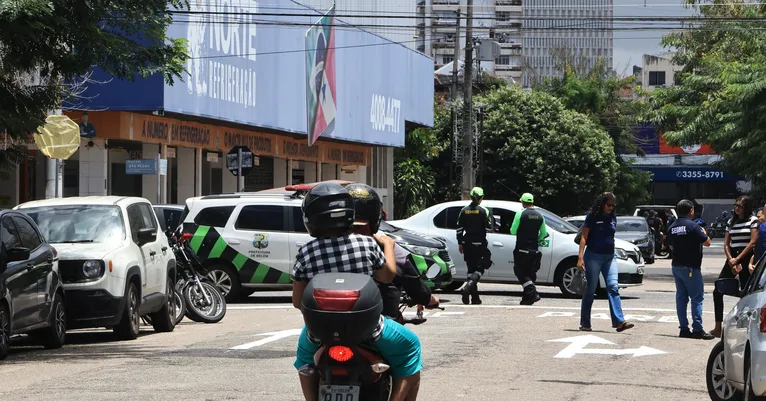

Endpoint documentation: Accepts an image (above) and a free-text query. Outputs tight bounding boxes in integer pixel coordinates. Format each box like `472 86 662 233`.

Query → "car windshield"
616 217 649 232
535 207 579 234
22 205 126 243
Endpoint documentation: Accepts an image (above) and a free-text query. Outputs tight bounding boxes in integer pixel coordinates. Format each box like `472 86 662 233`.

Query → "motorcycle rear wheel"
183 281 227 323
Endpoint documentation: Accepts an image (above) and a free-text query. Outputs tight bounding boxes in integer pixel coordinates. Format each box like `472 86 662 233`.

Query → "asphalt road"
0 241 733 400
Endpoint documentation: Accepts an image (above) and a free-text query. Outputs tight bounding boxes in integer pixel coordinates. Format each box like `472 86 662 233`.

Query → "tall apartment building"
298 0 419 49
522 0 614 87
416 0 524 83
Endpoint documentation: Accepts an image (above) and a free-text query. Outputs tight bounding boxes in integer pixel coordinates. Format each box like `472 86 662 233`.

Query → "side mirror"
715 278 742 298
137 228 158 246
424 264 442 280
7 247 31 263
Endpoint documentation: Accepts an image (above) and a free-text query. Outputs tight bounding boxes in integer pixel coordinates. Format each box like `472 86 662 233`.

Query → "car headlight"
400 244 440 257
614 248 629 260
83 260 104 278
633 238 649 245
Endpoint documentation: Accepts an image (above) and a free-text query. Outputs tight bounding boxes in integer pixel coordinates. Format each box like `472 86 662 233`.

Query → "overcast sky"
613 0 693 75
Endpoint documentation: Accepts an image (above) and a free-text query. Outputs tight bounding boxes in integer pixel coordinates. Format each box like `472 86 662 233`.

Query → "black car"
0 210 66 359
615 216 655 264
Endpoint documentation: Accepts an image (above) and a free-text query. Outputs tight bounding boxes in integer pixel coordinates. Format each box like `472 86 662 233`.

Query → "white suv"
16 197 178 340
180 188 456 302
390 200 645 296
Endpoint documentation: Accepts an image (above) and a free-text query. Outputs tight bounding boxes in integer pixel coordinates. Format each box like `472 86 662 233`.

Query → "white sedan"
390 200 645 297
706 267 766 401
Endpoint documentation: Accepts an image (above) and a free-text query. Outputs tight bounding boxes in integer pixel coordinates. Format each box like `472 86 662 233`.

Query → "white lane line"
230 329 303 350
228 305 296 310
227 303 712 314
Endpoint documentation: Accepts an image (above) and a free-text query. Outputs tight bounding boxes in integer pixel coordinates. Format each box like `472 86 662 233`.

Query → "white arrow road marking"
547 335 666 359
231 329 303 350
401 311 465 317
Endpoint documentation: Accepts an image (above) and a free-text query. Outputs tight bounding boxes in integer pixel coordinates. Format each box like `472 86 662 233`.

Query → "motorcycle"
173 229 227 323
298 264 442 401
143 229 226 325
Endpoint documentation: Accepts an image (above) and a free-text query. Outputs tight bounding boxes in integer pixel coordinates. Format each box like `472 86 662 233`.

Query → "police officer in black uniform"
510 193 548 305
456 187 494 305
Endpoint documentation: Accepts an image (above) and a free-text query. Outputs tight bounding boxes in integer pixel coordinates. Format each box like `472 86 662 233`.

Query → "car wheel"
557 265 581 298
707 341 742 401
40 293 66 349
0 302 9 360
149 277 177 333
206 264 241 303
114 282 140 341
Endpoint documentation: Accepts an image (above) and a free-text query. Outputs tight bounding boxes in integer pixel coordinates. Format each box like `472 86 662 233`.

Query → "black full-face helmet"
346 183 383 234
301 182 355 237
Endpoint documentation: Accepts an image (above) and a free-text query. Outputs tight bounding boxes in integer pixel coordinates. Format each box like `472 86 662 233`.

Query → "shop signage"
637 166 740 182
659 135 715 155
126 159 158 175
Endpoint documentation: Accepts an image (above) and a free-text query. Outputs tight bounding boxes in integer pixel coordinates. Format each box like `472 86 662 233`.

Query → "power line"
173 17 766 32
169 10 766 23
181 1 766 12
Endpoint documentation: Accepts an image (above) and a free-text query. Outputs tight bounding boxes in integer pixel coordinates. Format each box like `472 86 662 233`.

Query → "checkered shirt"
291 233 386 282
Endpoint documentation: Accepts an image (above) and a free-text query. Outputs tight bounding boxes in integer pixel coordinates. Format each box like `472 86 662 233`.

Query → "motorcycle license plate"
319 385 360 401
449 266 457 276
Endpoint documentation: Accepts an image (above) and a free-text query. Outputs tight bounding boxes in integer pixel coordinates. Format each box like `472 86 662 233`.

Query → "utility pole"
450 9 461 193
461 0 475 200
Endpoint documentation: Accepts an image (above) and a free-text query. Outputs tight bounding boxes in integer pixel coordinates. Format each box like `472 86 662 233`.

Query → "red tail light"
760 309 766 333
180 232 194 242
328 346 354 362
313 289 360 311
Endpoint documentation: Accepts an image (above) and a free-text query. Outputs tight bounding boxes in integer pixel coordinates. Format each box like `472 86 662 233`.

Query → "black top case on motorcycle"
301 273 384 346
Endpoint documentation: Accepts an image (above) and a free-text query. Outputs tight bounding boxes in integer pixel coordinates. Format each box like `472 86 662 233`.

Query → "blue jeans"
672 265 704 333
580 250 626 328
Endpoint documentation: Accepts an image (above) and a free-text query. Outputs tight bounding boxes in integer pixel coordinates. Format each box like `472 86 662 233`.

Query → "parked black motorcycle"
298 264 442 401
170 230 227 323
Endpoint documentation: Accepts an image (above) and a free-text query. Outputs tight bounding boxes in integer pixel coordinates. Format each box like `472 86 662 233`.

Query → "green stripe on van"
277 273 292 284
208 237 227 259
190 226 210 252
251 264 270 283
232 253 248 271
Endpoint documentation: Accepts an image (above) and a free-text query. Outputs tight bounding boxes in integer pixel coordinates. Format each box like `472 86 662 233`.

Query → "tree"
537 59 653 213
478 85 619 215
649 0 766 190
0 0 189 150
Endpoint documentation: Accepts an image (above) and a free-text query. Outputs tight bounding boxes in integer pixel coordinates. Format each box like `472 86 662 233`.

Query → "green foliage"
394 159 435 219
0 0 189 142
479 86 619 215
537 58 653 211
614 158 653 214
649 0 766 187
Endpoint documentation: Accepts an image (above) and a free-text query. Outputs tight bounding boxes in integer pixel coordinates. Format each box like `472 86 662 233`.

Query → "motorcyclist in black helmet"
346 183 440 323
291 182 423 401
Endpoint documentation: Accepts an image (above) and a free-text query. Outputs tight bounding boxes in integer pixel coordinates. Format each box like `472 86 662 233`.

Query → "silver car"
706 261 766 400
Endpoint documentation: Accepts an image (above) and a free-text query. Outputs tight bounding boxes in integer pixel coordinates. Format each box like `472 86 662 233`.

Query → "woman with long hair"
577 192 635 332
711 195 759 338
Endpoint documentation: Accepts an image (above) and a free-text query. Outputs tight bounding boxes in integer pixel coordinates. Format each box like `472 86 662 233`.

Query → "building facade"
636 52 682 92
0 0 434 215
416 0 524 83
522 0 614 87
